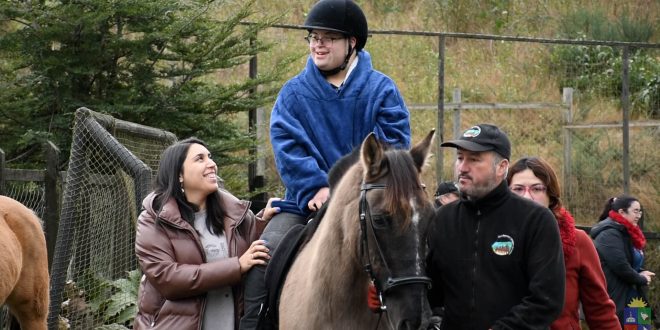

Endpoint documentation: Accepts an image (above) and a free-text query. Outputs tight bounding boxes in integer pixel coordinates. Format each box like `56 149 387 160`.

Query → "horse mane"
379 149 426 230
327 145 360 192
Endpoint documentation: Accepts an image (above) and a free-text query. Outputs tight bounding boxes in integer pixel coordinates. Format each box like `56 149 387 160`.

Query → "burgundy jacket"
134 190 267 330
551 229 619 330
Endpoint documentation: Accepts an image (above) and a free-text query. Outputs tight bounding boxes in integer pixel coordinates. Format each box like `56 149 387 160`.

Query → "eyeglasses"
629 209 643 215
305 34 345 46
510 184 547 196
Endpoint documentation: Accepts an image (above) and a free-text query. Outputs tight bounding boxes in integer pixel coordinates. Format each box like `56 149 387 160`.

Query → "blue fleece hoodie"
270 50 410 216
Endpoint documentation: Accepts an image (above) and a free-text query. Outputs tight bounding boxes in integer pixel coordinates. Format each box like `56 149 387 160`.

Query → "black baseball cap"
441 124 511 160
435 181 459 197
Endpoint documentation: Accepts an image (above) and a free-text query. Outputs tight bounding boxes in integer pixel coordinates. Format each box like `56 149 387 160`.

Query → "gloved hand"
367 283 381 313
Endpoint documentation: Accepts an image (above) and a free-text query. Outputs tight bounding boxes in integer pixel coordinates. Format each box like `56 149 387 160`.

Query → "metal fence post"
248 34 267 212
451 88 462 173
452 88 462 139
562 87 573 206
621 46 631 195
436 35 446 183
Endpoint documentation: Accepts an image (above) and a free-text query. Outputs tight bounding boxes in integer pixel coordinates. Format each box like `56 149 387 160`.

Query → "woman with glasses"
240 1 411 329
591 194 655 326
508 157 619 329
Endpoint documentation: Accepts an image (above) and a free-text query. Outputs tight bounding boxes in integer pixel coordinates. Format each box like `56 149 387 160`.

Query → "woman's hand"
239 240 270 274
262 197 281 221
641 270 656 285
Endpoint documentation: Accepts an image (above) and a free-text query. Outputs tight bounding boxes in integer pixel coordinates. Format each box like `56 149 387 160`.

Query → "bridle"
359 182 432 316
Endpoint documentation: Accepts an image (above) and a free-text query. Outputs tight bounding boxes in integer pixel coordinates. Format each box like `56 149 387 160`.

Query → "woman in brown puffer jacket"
134 137 280 330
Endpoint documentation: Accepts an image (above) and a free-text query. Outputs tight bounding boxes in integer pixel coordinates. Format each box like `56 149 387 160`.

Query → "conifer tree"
0 0 288 173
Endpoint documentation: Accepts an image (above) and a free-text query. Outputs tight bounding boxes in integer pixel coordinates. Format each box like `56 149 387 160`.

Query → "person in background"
426 124 565 329
507 156 619 329
591 195 655 326
134 137 280 330
433 181 459 208
240 1 411 328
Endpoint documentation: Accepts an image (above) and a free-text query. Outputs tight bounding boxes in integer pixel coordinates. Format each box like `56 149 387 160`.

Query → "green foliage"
558 8 654 42
61 269 140 329
97 270 141 326
558 8 616 41
550 44 659 118
0 0 292 171
369 0 403 14
548 8 658 118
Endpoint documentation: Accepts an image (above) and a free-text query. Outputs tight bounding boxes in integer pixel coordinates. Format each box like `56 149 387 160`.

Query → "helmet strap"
319 41 355 77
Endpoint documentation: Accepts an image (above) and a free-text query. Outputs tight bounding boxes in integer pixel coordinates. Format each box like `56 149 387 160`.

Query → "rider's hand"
263 197 281 221
307 187 329 211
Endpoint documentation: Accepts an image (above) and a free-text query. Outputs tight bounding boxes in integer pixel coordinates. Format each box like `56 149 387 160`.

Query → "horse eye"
371 215 390 229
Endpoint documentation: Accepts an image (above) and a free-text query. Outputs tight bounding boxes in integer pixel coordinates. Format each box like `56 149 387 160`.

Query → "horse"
278 130 436 330
0 196 49 330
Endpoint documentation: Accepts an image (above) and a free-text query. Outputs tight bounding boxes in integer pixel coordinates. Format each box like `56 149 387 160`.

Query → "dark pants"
239 211 306 330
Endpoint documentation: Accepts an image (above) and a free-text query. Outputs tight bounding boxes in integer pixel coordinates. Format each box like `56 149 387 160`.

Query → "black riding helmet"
303 0 368 75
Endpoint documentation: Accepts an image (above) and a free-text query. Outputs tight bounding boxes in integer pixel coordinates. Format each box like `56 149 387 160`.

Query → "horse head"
358 129 435 330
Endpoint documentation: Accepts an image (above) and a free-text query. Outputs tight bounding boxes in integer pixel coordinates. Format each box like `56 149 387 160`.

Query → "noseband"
359 182 432 313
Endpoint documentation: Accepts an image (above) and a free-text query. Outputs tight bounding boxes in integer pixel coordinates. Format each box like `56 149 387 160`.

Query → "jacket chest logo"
491 234 514 256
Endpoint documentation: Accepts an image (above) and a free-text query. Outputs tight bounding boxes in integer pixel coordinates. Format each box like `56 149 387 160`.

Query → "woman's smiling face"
180 143 218 208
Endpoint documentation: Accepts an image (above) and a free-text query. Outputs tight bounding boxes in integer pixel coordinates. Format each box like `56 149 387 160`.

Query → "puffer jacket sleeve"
135 210 243 300
594 227 647 286
576 230 620 329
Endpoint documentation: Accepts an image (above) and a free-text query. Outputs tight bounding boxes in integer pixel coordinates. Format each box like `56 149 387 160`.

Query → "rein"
359 182 432 323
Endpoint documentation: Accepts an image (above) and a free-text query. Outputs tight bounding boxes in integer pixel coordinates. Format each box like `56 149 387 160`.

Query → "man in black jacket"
426 124 565 329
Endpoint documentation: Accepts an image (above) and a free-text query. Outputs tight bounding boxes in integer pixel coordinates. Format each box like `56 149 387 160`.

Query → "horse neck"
304 173 368 295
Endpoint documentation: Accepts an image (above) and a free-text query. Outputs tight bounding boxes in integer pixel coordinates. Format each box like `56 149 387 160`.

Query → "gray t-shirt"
194 211 235 330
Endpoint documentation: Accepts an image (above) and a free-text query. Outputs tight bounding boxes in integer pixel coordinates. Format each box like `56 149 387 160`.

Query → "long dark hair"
153 137 225 235
598 195 639 222
507 157 562 216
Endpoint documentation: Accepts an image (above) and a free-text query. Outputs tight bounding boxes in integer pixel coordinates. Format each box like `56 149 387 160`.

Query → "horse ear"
360 132 384 178
410 129 436 172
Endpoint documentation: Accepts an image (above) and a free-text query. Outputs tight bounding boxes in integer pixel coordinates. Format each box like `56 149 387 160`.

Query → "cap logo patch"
463 126 481 138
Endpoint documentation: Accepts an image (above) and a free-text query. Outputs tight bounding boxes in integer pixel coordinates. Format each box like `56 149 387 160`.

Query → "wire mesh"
0 172 47 330
565 125 660 229
2 181 46 218
47 108 176 329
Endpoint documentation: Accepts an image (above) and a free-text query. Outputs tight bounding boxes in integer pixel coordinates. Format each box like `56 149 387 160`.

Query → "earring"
180 181 184 194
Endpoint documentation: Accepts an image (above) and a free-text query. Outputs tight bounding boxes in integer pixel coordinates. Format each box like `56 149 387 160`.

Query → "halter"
359 182 432 315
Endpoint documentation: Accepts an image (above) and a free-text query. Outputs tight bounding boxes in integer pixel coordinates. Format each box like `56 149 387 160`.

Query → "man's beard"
458 173 500 200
